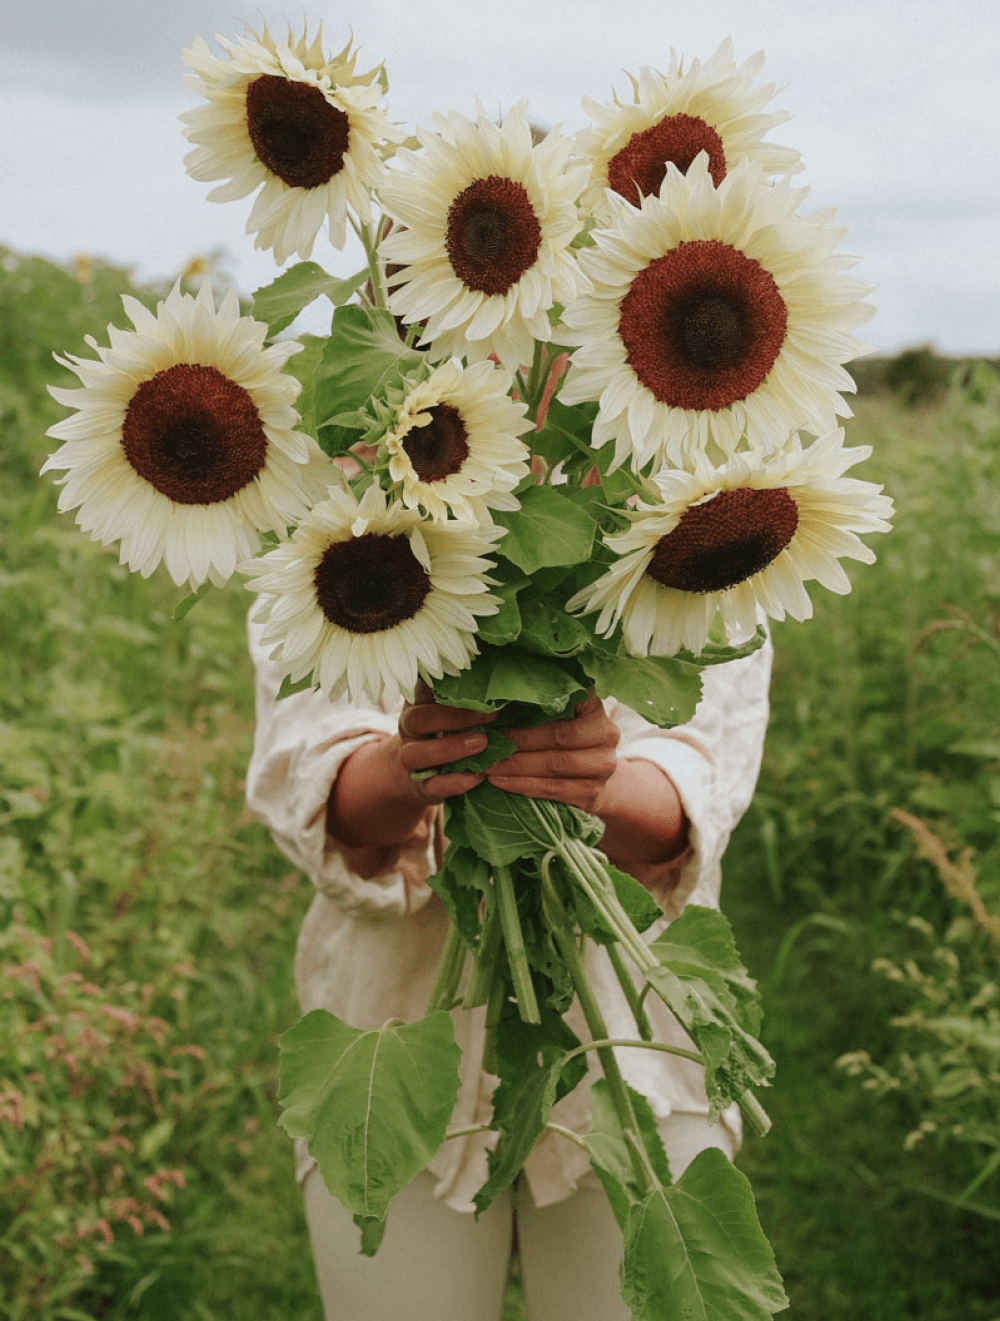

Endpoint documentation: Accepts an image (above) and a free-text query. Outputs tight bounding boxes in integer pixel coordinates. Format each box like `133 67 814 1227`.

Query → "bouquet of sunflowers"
42 24 893 1318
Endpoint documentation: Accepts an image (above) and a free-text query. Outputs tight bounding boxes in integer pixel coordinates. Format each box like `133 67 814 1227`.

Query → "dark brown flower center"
607 113 727 203
618 239 788 412
647 487 799 594
403 403 470 482
446 175 542 296
313 532 430 633
122 363 268 505
246 74 350 189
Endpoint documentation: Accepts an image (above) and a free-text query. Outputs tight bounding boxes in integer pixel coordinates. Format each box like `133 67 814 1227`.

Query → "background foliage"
2 246 998 1318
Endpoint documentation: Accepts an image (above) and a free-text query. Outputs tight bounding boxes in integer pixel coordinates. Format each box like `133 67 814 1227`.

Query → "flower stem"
562 1038 703 1067
494 862 540 1024
541 871 651 1193
546 1122 590 1151
352 216 387 309
426 920 468 1013
483 964 506 1075
462 895 501 1010
605 942 653 1041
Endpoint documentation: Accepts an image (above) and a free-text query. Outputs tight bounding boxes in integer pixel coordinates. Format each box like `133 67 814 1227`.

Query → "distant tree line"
851 345 1000 407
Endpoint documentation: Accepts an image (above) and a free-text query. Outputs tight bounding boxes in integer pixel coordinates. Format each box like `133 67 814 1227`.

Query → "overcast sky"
3 0 997 354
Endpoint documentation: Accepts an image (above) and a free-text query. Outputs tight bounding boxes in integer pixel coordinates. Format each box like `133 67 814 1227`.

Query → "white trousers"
302 1112 736 1321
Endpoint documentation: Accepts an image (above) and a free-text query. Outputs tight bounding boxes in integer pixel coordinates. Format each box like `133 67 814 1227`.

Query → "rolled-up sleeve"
614 631 773 918
245 615 439 917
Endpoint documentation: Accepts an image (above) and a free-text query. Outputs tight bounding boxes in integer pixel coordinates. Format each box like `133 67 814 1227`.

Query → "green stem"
606 943 653 1041
483 964 507 1076
562 1038 703 1068
737 1089 772 1138
523 340 547 415
462 897 502 1010
444 1123 495 1141
541 872 651 1193
545 1122 590 1152
494 862 540 1024
352 216 386 309
426 920 468 1013
532 799 773 1140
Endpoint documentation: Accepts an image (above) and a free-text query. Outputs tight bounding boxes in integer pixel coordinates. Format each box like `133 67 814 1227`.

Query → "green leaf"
282 332 327 438
432 649 500 712
417 726 517 778
450 783 607 871
353 1214 387 1257
621 1148 788 1321
573 858 663 942
473 1007 586 1216
277 672 318 700
171 581 215 622
583 1079 674 1228
672 624 769 668
252 261 368 336
476 574 526 647
425 845 491 950
493 485 596 574
582 650 703 729
450 782 548 866
277 1009 461 1242
517 597 592 657
645 907 775 1120
486 647 588 714
312 305 423 432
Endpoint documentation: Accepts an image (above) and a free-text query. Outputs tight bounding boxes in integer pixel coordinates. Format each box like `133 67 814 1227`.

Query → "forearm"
325 735 429 849
596 758 689 871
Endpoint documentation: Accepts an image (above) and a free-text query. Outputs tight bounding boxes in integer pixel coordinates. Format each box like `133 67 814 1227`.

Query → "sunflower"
559 156 874 471
379 358 532 523
567 430 893 657
378 102 588 371
41 281 332 590
243 483 504 707
575 39 801 219
181 23 403 263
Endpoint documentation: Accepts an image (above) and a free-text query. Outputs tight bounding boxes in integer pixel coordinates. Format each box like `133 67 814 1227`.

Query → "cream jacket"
245 616 773 1211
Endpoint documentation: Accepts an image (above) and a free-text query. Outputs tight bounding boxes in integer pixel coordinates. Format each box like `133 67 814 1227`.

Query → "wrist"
597 758 688 870
326 734 428 848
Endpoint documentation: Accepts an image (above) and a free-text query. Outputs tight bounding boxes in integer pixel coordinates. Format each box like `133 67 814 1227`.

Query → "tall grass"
2 249 998 1317
1 250 320 1318
725 378 1000 1319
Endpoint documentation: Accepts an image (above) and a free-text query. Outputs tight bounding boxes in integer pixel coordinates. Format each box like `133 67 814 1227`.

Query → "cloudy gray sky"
3 0 997 354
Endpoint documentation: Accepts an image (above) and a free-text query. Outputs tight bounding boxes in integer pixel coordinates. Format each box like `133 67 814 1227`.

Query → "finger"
486 774 605 814
575 688 602 717
503 706 619 754
487 747 618 781
400 728 489 774
413 771 486 803
400 701 497 739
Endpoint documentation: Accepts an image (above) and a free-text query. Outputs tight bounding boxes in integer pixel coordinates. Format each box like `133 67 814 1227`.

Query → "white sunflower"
378 101 589 371
567 429 894 657
243 483 504 707
181 23 403 262
559 155 874 472
380 358 532 524
575 39 801 219
41 281 332 590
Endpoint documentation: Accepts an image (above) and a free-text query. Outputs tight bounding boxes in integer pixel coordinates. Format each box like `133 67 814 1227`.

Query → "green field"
2 249 998 1319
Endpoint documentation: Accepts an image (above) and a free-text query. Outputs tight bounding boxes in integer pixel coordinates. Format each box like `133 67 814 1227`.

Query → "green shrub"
1 250 320 1319
837 809 1000 1220
882 345 953 408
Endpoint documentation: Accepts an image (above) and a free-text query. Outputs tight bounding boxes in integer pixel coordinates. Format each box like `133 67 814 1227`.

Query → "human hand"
485 689 620 816
397 681 498 805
